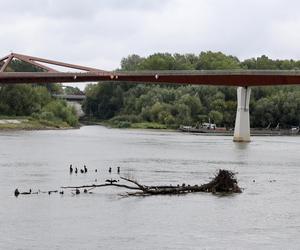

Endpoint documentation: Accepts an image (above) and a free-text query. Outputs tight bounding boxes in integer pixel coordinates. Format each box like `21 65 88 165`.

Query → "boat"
179 125 232 135
179 125 300 136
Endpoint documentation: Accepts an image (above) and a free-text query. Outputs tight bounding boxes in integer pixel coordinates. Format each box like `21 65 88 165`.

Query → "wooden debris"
61 169 242 196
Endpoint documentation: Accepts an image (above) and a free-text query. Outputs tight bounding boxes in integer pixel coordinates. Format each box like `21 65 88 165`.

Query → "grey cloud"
1 0 300 73
0 0 171 20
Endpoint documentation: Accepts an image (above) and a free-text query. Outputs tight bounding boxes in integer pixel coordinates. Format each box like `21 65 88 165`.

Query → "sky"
1 0 300 71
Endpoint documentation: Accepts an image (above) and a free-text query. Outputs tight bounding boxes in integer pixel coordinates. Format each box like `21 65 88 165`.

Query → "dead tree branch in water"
61 169 242 196
61 183 140 190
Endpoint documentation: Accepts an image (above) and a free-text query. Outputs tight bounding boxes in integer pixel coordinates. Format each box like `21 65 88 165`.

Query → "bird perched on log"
105 179 118 184
108 167 112 173
14 188 20 197
117 166 120 174
75 167 78 174
80 169 84 174
70 164 73 174
84 165 87 173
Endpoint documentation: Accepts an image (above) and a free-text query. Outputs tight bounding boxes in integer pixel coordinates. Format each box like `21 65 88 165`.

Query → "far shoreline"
0 118 80 131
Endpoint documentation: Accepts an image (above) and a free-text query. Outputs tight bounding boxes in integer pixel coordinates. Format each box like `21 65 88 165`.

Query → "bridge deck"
1 70 300 86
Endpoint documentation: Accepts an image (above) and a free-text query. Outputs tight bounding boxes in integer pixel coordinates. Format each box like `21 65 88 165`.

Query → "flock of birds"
69 164 120 175
69 164 121 186
14 164 122 197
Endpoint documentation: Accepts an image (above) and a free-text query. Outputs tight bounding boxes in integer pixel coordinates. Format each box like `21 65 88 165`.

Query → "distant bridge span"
1 53 300 142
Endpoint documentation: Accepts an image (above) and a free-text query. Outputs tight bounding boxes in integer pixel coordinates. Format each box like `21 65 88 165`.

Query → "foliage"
0 59 77 128
2 52 300 129
0 84 78 127
40 100 78 127
84 51 300 129
0 85 49 116
63 86 84 95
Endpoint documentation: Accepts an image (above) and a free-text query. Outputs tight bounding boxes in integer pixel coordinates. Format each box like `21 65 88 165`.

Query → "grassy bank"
81 117 173 130
0 117 75 130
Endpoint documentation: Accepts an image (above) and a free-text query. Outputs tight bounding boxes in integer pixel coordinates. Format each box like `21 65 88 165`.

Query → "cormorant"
70 164 73 174
80 169 84 174
117 166 120 174
14 188 20 197
84 165 87 173
109 167 112 173
105 179 117 184
75 167 78 174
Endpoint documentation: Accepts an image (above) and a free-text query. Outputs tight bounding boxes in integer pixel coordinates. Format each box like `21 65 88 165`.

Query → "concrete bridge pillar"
233 86 251 142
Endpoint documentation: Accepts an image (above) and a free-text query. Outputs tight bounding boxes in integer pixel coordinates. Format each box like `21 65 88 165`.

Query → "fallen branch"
61 169 242 196
61 183 140 190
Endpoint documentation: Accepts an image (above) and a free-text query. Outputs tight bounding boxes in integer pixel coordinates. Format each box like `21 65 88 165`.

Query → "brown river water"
0 126 299 249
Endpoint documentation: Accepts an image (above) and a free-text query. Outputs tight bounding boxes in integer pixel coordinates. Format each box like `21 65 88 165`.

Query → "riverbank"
0 117 76 130
81 119 170 130
0 116 169 131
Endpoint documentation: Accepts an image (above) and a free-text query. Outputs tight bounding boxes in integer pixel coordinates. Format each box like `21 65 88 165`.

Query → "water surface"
0 126 299 249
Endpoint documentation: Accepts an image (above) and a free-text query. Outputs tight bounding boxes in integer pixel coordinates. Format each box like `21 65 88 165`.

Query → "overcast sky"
1 0 300 71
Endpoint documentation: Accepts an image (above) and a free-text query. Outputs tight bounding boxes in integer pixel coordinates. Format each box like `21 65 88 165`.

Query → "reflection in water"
0 126 300 249
234 141 250 150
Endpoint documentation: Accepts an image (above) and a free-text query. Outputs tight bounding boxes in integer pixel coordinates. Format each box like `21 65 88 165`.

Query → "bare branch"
61 183 140 190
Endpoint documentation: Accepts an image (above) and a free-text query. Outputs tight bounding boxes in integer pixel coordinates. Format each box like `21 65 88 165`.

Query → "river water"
0 126 299 249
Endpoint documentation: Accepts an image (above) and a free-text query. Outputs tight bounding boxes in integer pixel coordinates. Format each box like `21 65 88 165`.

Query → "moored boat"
179 125 300 136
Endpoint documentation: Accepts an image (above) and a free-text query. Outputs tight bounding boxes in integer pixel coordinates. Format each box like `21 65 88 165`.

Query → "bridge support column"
233 86 251 142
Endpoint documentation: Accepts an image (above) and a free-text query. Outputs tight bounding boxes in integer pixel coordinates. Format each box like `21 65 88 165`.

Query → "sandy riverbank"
0 118 76 131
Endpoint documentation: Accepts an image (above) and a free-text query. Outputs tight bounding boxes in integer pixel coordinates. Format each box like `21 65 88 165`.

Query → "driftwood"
61 169 242 196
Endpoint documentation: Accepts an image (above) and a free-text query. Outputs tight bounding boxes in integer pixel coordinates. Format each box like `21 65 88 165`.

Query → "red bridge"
1 53 300 142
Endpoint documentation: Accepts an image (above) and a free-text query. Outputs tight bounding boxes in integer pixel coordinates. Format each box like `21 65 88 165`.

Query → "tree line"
83 51 300 129
0 60 78 127
1 51 300 129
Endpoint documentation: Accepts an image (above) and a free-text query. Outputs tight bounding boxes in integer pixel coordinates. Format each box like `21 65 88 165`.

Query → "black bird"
117 166 120 174
105 179 118 184
84 165 87 173
95 169 97 173
14 188 20 197
80 169 84 174
59 190 64 195
108 167 112 173
69 164 73 174
75 189 80 194
75 167 78 174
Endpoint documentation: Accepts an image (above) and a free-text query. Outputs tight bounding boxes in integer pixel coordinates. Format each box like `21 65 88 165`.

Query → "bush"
117 121 131 128
41 100 78 127
38 111 56 121
110 114 142 123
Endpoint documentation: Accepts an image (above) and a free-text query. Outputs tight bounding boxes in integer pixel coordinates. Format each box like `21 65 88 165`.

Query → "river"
0 126 299 249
